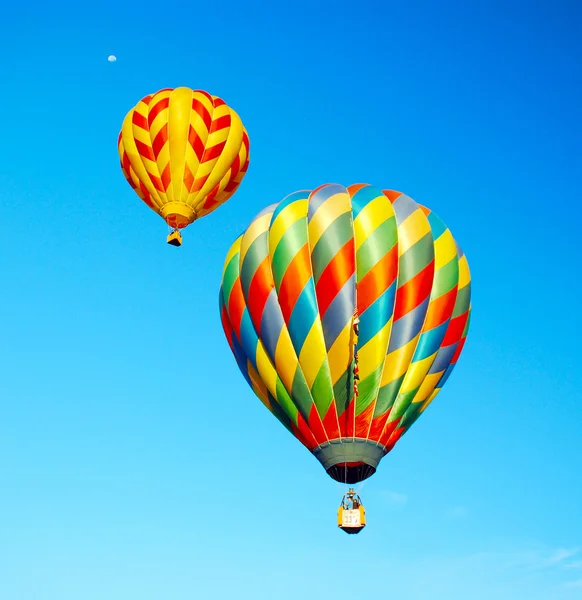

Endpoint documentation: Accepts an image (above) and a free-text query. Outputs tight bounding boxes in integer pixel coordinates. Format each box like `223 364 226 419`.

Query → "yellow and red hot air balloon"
118 87 250 246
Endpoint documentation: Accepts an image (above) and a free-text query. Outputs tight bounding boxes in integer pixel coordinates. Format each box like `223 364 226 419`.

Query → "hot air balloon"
118 87 250 246
219 184 471 532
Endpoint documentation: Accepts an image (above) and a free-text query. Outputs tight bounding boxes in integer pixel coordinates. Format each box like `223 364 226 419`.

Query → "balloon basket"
167 230 183 246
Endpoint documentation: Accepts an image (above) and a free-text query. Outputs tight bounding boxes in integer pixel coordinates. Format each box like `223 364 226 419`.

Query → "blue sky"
0 1 581 598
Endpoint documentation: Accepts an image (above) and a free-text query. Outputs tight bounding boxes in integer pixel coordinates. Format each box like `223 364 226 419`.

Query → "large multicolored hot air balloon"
118 87 250 246
219 184 471 485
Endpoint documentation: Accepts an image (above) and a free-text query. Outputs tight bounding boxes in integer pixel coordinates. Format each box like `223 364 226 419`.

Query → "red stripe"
183 163 194 191
210 114 231 133
202 185 219 209
384 426 405 451
293 412 318 451
134 139 155 162
137 182 155 209
367 411 390 443
191 173 209 192
423 285 458 330
192 98 212 131
450 335 467 364
227 278 246 341
378 418 400 447
213 97 226 107
246 257 273 334
315 238 355 317
132 110 148 130
220 305 235 353
357 244 398 314
278 244 311 324
148 96 169 127
308 405 328 445
393 261 435 321
354 402 375 438
202 141 226 163
161 162 171 191
322 400 340 439
188 125 206 162
382 189 402 203
150 174 165 193
223 154 241 193
151 124 168 159
442 312 469 347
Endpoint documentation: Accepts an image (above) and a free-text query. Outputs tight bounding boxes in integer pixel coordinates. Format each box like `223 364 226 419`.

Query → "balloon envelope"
219 184 471 483
118 87 250 232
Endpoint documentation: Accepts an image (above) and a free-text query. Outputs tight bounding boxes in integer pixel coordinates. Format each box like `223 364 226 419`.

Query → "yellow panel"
255 343 279 399
398 209 432 256
353 194 394 251
411 371 442 404
327 322 353 385
357 318 392 380
248 361 272 411
269 199 308 252
420 387 441 413
274 330 299 392
308 192 351 249
434 229 457 270
458 255 471 288
298 320 327 387
222 237 242 276
195 108 244 201
380 336 420 387
239 212 272 264
399 353 436 394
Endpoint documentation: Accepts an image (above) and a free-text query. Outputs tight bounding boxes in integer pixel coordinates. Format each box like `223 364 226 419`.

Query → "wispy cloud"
563 579 582 589
563 559 582 570
379 490 408 505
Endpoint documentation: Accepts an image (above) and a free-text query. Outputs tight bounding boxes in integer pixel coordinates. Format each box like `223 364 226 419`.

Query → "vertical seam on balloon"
374 195 436 448
303 187 344 448
268 198 331 446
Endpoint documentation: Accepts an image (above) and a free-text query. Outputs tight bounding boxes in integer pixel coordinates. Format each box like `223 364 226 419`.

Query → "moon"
108 55 117 62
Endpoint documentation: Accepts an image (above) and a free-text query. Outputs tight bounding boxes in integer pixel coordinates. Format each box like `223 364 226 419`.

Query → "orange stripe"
357 244 398 314
394 261 434 321
278 244 312 323
423 285 458 330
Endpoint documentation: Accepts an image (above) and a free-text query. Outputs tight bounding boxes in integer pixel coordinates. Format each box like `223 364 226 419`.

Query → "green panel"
275 378 299 425
271 218 307 289
432 257 460 299
452 284 471 317
388 388 420 423
291 367 316 423
311 212 354 283
221 254 241 301
311 361 334 418
355 365 383 415
398 233 435 284
373 374 405 417
332 368 351 416
355 217 397 279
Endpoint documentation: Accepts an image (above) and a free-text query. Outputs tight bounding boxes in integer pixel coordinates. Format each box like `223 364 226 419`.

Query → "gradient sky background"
0 1 581 599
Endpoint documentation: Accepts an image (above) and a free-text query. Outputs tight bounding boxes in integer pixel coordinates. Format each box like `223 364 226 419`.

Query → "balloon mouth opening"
165 214 191 229
326 462 376 484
